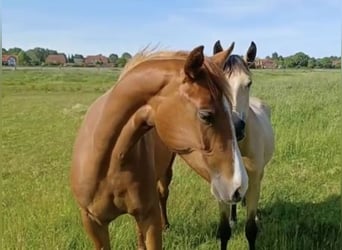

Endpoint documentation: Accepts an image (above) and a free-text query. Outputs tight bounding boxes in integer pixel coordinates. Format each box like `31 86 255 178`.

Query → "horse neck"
93 64 178 160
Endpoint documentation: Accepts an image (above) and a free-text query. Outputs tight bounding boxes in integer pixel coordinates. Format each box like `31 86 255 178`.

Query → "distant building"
84 54 109 66
332 60 341 68
45 54 67 65
2 55 17 66
73 57 84 65
255 58 277 69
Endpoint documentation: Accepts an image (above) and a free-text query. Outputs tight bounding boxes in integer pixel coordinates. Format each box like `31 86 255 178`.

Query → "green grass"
2 67 341 249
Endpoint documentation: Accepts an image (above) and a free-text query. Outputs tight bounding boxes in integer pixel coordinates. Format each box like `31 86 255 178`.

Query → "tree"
8 47 23 55
47 49 58 55
307 58 316 68
319 57 333 68
271 52 279 61
2 48 7 55
292 52 310 68
17 51 31 65
283 57 296 68
116 57 127 67
67 54 74 63
277 55 285 68
35 47 53 62
26 49 41 66
109 53 119 65
121 52 132 60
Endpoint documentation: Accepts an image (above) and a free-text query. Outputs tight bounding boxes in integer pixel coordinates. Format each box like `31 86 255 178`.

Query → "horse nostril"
232 189 241 202
240 120 246 130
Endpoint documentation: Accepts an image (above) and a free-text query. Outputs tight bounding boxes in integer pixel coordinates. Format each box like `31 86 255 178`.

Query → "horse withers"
70 45 248 250
213 40 275 250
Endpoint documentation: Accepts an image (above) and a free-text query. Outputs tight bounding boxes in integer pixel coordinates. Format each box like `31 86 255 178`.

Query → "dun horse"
157 42 274 249
213 40 275 250
70 45 248 249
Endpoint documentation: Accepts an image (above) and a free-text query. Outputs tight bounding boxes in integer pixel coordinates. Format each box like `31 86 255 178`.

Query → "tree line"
268 52 340 69
2 47 132 67
2 47 341 69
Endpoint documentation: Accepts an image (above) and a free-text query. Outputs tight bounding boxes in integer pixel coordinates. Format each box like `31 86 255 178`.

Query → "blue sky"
2 0 341 58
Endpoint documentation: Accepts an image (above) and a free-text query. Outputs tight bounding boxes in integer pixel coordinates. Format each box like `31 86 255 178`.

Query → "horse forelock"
203 59 233 108
224 54 251 77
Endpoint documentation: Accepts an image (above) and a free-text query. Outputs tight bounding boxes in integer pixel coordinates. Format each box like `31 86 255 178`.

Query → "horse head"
147 45 248 203
213 40 257 141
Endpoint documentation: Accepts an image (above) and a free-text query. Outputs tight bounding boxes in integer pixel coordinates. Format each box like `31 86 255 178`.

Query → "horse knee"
245 218 258 250
81 211 110 250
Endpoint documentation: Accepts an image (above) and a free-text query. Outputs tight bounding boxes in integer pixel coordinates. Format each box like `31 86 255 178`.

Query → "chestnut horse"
70 45 248 249
213 40 275 250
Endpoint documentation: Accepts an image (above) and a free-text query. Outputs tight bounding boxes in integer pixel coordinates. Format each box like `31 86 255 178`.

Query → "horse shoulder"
242 98 274 167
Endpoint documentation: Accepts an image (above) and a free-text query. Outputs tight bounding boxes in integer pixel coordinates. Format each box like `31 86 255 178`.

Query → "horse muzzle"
210 175 246 204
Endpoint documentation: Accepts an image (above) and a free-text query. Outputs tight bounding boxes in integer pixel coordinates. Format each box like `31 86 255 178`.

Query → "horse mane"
224 54 251 77
118 48 189 81
117 47 233 107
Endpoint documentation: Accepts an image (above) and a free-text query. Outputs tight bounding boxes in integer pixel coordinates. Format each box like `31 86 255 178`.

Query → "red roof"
255 59 277 69
84 55 109 65
2 55 17 62
45 54 67 65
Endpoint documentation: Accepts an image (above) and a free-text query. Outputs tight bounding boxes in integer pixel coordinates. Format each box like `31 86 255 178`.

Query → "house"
45 54 67 65
84 54 109 66
2 55 17 66
255 58 277 69
332 59 341 68
73 57 84 65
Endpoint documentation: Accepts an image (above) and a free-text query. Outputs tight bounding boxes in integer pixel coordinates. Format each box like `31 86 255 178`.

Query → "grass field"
2 67 341 249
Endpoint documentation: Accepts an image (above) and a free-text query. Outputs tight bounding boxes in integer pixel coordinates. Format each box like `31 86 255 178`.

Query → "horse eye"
198 110 214 125
247 81 252 88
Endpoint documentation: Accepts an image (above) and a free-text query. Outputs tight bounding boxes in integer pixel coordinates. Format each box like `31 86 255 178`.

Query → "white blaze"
210 97 248 202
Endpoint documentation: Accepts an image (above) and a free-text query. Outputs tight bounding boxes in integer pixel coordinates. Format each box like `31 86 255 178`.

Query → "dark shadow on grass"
166 195 341 249
256 195 341 250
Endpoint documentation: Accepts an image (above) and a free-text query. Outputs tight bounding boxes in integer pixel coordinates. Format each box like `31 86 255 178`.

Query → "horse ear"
184 45 205 80
213 40 223 54
244 41 257 65
211 42 235 69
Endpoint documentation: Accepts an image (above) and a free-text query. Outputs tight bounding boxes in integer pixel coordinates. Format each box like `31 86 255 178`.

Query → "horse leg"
134 203 162 250
81 210 111 250
217 202 232 250
136 224 147 250
244 173 262 250
230 204 237 227
158 165 173 230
